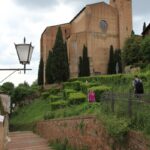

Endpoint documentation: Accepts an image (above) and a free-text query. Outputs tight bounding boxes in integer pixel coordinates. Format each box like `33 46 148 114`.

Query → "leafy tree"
82 45 90 76
122 36 142 66
107 45 115 74
141 35 150 64
46 51 54 84
38 57 44 85
52 26 70 83
1 82 14 95
11 83 35 105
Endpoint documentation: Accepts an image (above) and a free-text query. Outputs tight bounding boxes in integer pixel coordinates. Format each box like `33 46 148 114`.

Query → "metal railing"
100 91 150 118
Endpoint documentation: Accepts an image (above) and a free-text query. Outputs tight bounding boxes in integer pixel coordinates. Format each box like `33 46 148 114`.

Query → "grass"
10 72 150 137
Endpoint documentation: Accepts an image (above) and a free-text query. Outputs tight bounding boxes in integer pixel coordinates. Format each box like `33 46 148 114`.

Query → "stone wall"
0 123 4 150
0 94 11 150
36 116 150 150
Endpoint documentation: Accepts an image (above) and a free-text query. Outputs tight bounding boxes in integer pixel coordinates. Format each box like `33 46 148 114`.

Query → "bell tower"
110 0 132 48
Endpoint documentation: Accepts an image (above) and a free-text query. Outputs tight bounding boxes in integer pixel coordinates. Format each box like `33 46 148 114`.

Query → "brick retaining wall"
36 116 150 150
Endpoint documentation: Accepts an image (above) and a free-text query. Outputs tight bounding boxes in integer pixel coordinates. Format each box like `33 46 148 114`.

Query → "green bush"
63 81 81 91
68 92 86 105
102 115 129 140
89 86 111 102
63 89 77 99
44 111 55 120
49 88 61 95
49 95 62 102
50 101 67 110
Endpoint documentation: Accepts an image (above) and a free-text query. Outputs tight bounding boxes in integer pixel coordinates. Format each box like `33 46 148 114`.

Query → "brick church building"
41 0 132 84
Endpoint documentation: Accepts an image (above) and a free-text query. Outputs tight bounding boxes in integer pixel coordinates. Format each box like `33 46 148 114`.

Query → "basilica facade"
41 0 132 84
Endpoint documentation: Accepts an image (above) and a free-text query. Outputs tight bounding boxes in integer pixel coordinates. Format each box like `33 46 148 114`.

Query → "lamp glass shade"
15 44 31 64
28 45 34 63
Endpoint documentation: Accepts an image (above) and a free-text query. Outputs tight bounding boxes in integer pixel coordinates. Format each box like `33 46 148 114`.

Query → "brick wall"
36 116 150 150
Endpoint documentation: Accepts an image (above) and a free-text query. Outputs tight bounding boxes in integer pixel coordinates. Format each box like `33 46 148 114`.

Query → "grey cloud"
133 0 150 16
14 0 59 10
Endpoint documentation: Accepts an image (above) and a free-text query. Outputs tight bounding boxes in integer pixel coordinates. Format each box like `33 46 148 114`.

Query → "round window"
100 20 108 32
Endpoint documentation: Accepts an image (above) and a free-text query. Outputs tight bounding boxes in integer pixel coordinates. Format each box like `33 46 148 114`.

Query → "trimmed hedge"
80 82 99 94
68 92 86 105
50 101 67 110
89 86 111 102
49 95 62 102
41 92 50 99
49 88 61 95
63 81 81 91
63 89 77 99
69 74 133 85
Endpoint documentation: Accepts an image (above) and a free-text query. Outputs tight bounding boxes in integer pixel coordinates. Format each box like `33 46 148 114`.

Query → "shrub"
50 101 67 110
49 88 61 95
44 111 55 120
89 86 111 102
80 82 98 94
102 115 129 140
63 81 81 91
41 92 50 99
49 95 62 102
63 89 77 99
68 92 86 105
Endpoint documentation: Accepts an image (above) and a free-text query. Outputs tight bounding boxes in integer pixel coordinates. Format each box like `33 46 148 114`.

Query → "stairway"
8 131 52 150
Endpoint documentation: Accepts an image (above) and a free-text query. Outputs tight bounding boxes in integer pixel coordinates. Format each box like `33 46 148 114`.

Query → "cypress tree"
46 51 54 84
37 57 44 85
131 30 135 37
143 22 146 32
63 42 70 81
52 26 69 83
107 45 115 74
82 45 90 76
78 56 83 77
114 49 122 73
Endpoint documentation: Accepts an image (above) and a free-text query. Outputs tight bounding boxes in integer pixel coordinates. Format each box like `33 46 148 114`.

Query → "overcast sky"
0 0 149 86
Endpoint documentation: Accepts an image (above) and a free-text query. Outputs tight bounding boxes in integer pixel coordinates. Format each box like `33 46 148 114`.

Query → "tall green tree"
78 45 90 77
37 57 44 85
122 36 142 66
114 49 122 73
143 22 146 32
107 45 115 74
52 26 69 83
78 56 83 77
46 51 54 84
82 45 90 76
63 42 70 81
141 35 150 64
131 30 135 37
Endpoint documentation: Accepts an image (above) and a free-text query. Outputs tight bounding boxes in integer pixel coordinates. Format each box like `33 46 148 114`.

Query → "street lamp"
15 37 34 73
0 37 34 84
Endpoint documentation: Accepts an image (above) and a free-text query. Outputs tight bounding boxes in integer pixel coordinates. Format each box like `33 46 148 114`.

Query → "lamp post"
15 37 34 73
0 37 34 83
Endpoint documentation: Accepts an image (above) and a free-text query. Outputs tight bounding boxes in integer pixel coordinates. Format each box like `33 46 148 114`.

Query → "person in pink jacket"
88 90 96 102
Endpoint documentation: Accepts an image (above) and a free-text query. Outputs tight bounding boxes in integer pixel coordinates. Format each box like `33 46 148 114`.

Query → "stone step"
8 131 52 150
